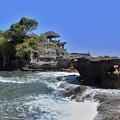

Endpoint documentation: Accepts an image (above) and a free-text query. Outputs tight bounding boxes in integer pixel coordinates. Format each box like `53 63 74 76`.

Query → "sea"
0 71 99 120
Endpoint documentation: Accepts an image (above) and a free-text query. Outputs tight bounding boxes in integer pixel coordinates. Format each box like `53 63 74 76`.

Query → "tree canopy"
0 17 49 58
4 17 38 42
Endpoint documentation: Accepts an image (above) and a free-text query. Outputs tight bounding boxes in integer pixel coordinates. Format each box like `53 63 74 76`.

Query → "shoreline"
1 70 120 120
56 73 120 120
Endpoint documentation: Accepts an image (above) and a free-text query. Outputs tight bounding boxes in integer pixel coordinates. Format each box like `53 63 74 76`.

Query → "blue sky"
0 0 120 56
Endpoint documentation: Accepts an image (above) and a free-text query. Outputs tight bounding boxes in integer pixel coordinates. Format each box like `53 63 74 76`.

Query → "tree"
0 30 5 37
24 37 39 49
19 17 38 34
4 17 38 42
39 34 46 42
0 36 13 54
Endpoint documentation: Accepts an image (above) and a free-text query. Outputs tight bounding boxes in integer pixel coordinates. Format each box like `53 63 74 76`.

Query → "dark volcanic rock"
62 84 87 99
72 56 120 89
57 76 67 81
27 58 71 71
56 74 87 99
28 62 55 70
57 58 71 70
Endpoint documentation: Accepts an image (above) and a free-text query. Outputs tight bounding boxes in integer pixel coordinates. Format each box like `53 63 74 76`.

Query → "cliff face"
0 41 70 71
33 42 68 62
72 56 120 89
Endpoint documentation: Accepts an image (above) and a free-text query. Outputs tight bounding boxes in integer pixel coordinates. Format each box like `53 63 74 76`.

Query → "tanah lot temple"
29 31 68 63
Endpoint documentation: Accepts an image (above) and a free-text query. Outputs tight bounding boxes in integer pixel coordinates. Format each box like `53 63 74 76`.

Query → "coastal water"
0 71 98 120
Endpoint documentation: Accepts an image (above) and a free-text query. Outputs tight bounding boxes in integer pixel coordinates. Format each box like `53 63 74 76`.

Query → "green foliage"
15 42 32 57
0 36 7 54
43 41 56 46
15 37 39 57
39 34 46 42
24 37 39 49
0 36 14 54
0 17 39 57
19 17 38 34
4 17 38 42
5 25 25 42
0 17 58 59
0 30 5 37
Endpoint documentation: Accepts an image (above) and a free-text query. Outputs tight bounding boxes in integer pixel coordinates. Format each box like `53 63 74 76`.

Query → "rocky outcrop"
56 75 87 99
72 56 120 89
0 54 71 71
94 99 120 120
0 39 70 71
20 58 72 71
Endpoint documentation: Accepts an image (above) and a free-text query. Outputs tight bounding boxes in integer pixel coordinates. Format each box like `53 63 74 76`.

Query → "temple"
43 31 66 49
30 31 68 62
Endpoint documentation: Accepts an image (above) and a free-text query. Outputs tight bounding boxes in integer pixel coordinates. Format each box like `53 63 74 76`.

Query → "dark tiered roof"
43 31 60 38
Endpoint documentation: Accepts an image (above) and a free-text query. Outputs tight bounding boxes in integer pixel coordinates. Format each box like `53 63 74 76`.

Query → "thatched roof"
43 31 60 38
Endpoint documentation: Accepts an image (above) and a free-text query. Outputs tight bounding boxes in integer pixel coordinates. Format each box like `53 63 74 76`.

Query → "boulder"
57 76 67 81
63 84 87 98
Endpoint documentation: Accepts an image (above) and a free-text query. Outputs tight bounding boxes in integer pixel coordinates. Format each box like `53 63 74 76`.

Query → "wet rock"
56 74 86 99
93 94 111 103
57 75 80 85
57 76 67 81
58 82 67 88
94 110 120 120
63 84 87 98
94 99 120 120
72 56 120 89
57 58 71 70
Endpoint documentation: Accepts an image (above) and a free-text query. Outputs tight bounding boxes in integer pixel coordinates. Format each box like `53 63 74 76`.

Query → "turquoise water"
0 72 98 120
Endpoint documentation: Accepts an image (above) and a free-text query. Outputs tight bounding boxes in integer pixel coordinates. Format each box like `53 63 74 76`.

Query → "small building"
43 31 60 42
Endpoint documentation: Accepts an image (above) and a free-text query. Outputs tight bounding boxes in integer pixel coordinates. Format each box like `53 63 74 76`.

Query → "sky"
0 0 120 57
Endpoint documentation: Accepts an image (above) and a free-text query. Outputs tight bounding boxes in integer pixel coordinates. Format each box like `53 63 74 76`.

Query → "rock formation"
72 56 120 89
0 31 71 71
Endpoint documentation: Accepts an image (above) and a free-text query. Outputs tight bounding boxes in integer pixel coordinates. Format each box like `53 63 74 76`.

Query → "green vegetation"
15 34 46 57
0 17 56 58
0 17 38 57
0 30 5 36
39 34 46 42
4 17 38 43
0 31 14 55
15 42 31 57
24 37 39 49
0 36 7 54
43 41 56 46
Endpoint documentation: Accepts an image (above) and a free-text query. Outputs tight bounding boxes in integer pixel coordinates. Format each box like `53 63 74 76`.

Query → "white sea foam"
81 87 120 100
0 72 79 84
23 94 98 120
36 71 79 77
0 72 99 120
0 77 25 83
61 100 98 120
38 72 80 90
24 72 98 120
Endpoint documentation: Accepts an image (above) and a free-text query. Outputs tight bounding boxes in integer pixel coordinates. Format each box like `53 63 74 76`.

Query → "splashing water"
0 71 98 120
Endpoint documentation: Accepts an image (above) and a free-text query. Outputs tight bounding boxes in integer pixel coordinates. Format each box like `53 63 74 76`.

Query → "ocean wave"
23 94 98 120
0 77 25 84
